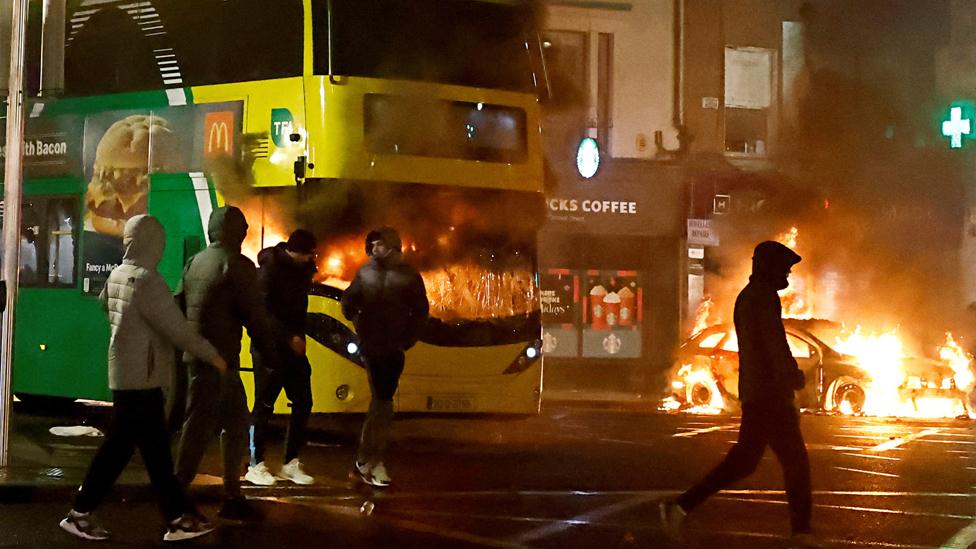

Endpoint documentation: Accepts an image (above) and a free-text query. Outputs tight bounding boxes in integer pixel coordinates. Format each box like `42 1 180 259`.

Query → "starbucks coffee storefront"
540 160 685 395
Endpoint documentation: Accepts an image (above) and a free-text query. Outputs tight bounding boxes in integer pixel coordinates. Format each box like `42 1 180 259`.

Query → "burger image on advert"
85 115 178 237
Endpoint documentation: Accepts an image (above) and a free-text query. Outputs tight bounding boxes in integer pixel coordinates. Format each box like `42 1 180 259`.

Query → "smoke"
700 0 965 352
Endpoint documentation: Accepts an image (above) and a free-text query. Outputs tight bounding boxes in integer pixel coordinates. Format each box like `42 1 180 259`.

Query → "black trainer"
218 496 263 521
59 510 110 541
163 513 214 542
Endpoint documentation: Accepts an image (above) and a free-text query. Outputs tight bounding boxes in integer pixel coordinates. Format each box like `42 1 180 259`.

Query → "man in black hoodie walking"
174 206 275 520
660 241 821 549
341 227 429 488
246 229 318 486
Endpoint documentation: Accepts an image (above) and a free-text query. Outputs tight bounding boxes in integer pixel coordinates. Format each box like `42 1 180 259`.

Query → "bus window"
155 0 303 87
64 0 303 96
19 200 41 286
46 198 78 286
64 6 161 96
14 197 78 289
318 0 539 92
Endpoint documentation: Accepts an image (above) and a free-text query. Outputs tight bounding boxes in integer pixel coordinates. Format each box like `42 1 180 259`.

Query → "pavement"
3 399 976 548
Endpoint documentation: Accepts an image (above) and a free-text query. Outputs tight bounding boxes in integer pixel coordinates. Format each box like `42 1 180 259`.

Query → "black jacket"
733 275 803 405
341 252 429 356
257 242 316 342
176 207 274 368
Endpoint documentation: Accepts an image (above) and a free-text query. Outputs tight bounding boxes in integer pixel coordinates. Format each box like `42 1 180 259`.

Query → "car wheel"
688 382 714 407
824 376 866 414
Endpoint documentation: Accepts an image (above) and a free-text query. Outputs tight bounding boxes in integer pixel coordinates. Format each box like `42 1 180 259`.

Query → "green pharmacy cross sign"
943 105 973 149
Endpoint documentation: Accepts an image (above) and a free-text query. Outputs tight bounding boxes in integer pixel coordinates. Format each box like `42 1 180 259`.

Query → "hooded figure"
661 240 818 548
61 215 223 543
104 215 221 390
174 206 274 520
736 240 804 404
341 226 429 488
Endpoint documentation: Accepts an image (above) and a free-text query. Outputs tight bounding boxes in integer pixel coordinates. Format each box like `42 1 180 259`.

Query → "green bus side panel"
12 288 111 400
41 90 173 117
149 173 209 289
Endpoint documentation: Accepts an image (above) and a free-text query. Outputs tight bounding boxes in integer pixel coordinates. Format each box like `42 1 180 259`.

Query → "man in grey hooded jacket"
174 206 275 520
60 215 226 543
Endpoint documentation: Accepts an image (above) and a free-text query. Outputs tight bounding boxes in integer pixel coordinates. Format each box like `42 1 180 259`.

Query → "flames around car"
661 320 973 418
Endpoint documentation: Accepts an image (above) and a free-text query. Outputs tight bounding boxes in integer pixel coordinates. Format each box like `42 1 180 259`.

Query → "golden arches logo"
204 112 234 158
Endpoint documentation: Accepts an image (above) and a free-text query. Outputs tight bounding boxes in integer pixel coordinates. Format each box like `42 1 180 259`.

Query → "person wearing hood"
174 206 275 520
245 229 318 487
341 227 429 487
60 215 226 543
660 241 821 549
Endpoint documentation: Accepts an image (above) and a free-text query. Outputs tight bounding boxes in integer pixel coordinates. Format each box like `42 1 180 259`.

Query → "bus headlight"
503 340 542 374
346 342 359 355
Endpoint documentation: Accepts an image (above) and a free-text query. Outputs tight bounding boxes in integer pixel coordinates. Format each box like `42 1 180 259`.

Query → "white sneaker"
278 458 315 485
658 500 686 541
364 462 391 488
244 462 277 486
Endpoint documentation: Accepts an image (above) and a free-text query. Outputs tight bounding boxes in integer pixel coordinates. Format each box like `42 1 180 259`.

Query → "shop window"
541 30 589 162
541 269 579 357
724 47 773 155
581 270 643 359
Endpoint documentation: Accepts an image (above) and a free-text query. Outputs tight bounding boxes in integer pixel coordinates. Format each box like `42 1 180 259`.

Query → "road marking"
719 496 973 520
942 521 976 549
722 529 939 548
834 466 899 478
835 434 896 440
869 429 942 452
261 496 533 549
672 424 737 438
512 493 658 544
841 452 901 461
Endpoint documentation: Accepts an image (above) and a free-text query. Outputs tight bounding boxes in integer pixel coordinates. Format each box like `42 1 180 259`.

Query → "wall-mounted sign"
576 136 600 179
687 218 719 246
713 194 731 215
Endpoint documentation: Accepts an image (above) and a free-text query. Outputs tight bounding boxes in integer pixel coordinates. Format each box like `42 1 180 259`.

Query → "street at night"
4 402 976 548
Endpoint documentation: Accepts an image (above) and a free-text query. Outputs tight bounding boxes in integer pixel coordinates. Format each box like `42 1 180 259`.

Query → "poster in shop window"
540 269 579 357
581 270 643 359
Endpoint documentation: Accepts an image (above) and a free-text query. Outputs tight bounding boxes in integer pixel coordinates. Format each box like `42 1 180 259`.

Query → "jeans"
357 351 405 467
250 342 313 465
75 389 191 522
676 401 812 534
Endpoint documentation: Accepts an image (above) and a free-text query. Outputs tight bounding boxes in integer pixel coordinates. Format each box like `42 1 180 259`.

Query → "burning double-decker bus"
10 0 546 414
664 228 975 418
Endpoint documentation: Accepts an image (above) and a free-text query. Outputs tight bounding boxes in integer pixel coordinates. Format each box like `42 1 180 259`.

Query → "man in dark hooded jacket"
341 227 428 487
660 241 821 549
246 229 317 487
174 206 275 520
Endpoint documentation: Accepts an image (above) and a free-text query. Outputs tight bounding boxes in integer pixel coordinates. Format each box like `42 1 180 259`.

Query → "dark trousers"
74 389 191 522
358 351 405 466
250 343 313 465
676 401 812 534
175 362 249 498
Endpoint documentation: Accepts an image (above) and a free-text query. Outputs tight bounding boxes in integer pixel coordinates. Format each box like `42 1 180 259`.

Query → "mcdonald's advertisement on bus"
1 101 243 295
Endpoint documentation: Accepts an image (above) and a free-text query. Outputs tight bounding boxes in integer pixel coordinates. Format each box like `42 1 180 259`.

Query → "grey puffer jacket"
101 215 220 390
175 206 274 367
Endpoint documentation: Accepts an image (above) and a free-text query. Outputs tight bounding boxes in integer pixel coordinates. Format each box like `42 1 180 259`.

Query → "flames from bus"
670 226 975 418
236 202 538 322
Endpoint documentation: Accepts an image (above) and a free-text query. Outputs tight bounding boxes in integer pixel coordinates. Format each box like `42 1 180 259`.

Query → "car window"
787 334 813 358
697 332 725 349
720 331 739 352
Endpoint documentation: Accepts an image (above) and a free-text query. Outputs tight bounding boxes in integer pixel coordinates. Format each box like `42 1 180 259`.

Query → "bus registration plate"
426 395 474 411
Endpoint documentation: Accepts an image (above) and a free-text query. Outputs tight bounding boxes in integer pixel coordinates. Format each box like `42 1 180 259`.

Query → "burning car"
665 319 971 417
